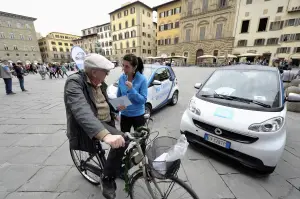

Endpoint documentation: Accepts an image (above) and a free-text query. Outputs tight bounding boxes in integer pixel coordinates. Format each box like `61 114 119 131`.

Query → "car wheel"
145 103 152 116
258 166 276 175
170 91 179 106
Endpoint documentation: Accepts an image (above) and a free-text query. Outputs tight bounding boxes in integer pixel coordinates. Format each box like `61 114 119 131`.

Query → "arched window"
106 50 109 55
131 30 136 37
125 21 128 28
132 40 136 47
105 42 108 47
119 33 123 40
102 42 104 47
132 19 135 26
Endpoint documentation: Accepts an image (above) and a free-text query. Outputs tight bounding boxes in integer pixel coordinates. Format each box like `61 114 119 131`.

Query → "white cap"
84 53 114 71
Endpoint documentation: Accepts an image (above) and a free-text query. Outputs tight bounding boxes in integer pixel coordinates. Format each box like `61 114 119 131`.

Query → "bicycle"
70 115 199 199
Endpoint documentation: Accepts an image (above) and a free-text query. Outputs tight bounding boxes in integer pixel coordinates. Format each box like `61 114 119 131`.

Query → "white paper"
152 153 168 175
215 87 236 96
109 95 132 110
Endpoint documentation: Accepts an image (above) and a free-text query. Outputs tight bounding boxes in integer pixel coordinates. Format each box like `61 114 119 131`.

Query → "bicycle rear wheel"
70 148 106 185
129 171 199 199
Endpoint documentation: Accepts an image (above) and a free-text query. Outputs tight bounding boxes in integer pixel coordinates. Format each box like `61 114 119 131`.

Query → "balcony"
288 6 300 13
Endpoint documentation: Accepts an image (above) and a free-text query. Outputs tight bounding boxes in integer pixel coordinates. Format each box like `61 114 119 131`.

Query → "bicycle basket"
146 136 181 179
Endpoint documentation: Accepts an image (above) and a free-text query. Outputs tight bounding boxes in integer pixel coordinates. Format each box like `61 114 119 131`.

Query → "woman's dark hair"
123 54 144 74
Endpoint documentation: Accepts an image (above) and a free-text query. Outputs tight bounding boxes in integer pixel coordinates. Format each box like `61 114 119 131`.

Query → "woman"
117 54 148 133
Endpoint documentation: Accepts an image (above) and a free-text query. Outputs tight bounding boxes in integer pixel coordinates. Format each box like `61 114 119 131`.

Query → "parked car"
180 65 300 174
107 64 179 115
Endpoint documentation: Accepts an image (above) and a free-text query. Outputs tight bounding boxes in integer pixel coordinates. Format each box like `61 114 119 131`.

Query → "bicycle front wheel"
129 171 199 199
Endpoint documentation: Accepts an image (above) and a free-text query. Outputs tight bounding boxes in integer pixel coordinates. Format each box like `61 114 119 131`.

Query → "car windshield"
143 67 155 81
197 69 281 108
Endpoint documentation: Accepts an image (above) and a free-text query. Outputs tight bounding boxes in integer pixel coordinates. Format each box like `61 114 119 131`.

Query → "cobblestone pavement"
0 67 300 199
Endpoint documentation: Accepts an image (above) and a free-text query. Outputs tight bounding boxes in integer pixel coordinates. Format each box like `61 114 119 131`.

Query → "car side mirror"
194 83 202 89
152 80 162 85
286 93 300 102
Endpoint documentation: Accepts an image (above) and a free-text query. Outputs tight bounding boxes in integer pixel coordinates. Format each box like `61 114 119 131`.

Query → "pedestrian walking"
38 63 47 80
0 60 15 95
49 65 56 79
61 64 68 78
14 62 28 92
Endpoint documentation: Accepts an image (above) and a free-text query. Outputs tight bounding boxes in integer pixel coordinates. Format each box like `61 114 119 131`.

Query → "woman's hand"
125 81 133 90
117 105 126 111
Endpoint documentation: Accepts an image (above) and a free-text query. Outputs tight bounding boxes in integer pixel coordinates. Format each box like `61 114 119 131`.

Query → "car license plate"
204 134 231 149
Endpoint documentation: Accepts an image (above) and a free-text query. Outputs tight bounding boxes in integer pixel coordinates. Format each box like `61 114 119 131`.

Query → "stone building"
73 33 99 54
38 32 80 63
0 11 42 64
153 0 182 57
233 0 300 66
78 23 113 60
178 0 236 65
109 1 157 62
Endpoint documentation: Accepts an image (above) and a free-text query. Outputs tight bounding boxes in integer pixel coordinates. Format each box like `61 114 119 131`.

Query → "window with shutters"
175 21 180 28
277 6 283 13
296 33 300 41
119 23 122 30
132 40 136 47
118 13 121 18
266 38 279 45
246 0 252 4
131 30 136 37
294 47 300 53
277 47 291 54
241 20 250 33
216 23 223 39
174 37 179 44
237 40 247 47
132 19 135 26
120 42 123 49
200 26 206 40
125 32 129 39
130 7 135 14
203 0 208 12
186 29 191 42
187 0 193 16
124 10 128 16
119 33 123 40
269 21 284 31
254 39 265 46
125 21 128 28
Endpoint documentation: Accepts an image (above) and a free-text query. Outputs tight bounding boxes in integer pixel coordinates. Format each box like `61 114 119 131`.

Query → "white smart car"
107 65 179 115
180 65 300 174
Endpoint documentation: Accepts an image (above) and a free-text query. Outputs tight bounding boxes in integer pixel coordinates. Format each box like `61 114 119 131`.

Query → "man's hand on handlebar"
103 134 125 149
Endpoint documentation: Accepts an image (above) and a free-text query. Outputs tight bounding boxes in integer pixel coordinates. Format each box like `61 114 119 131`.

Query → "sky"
1 0 170 37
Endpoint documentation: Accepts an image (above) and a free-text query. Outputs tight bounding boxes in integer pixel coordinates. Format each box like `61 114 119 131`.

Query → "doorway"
196 49 204 65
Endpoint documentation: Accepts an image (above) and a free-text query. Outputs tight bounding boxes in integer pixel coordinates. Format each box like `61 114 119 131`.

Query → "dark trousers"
18 78 25 91
102 120 127 177
120 114 145 133
3 78 12 94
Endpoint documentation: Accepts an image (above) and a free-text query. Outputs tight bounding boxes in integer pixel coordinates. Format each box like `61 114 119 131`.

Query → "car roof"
144 64 167 70
217 64 279 72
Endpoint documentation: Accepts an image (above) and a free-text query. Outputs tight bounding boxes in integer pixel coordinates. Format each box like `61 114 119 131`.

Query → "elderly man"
64 54 125 199
0 60 15 95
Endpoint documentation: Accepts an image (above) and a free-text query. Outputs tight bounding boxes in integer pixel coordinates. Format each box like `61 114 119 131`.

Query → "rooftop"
153 0 180 11
81 22 111 31
73 33 98 41
0 11 37 21
109 1 152 14
48 32 81 37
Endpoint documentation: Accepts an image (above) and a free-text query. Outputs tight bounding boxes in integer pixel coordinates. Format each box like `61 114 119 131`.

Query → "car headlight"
248 117 284 132
189 99 201 115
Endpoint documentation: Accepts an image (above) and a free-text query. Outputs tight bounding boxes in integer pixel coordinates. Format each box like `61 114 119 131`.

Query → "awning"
218 54 237 58
238 53 262 57
291 54 300 59
197 55 217 59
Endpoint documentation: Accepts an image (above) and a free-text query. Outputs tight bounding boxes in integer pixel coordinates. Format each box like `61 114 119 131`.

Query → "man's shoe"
102 176 116 199
7 92 16 95
22 89 28 92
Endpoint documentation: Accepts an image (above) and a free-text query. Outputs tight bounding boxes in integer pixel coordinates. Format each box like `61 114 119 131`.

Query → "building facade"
154 0 182 57
179 0 237 65
38 32 80 63
0 11 42 64
233 0 300 66
110 1 157 62
79 23 113 59
73 33 99 54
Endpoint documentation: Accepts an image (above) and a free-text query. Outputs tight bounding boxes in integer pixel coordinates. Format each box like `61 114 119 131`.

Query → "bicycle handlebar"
122 126 150 141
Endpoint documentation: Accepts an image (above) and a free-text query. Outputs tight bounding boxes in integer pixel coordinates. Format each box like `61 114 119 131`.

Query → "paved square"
0 68 300 199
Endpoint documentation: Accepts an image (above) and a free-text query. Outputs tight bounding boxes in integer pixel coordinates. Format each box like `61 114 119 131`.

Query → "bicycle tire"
129 171 199 199
70 148 105 185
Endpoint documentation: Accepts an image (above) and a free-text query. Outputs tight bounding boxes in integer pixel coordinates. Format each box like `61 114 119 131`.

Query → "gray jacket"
0 65 12 79
64 71 119 152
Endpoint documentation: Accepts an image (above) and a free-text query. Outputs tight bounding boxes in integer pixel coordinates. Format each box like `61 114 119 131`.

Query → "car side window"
154 68 170 82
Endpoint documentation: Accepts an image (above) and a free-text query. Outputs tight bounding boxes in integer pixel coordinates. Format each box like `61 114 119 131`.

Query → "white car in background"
107 65 179 115
180 65 300 174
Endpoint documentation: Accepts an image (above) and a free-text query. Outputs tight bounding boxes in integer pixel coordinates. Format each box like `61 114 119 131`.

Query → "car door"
153 67 172 107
